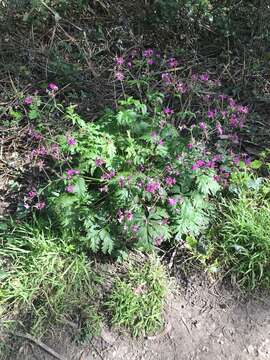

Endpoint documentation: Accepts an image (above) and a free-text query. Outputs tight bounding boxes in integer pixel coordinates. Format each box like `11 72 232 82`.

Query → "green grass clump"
215 193 270 289
106 257 168 337
0 221 102 339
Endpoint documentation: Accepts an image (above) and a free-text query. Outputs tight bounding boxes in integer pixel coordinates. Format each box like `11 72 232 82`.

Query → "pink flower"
237 105 249 114
228 98 236 108
28 190 37 199
118 176 125 188
67 137 76 146
176 82 187 94
187 143 193 149
125 210 133 221
163 107 174 116
168 57 178 68
192 160 205 170
216 122 223 136
229 115 238 128
131 224 139 233
66 185 74 193
146 181 160 193
207 109 216 119
143 48 154 57
48 83 58 91
115 56 124 65
168 198 177 206
101 170 116 180
66 169 80 179
115 71 124 81
155 235 164 246
95 158 105 167
24 96 33 105
34 201 45 210
200 73 209 81
199 122 207 130
161 72 172 84
218 94 227 101
165 177 176 186
220 111 227 118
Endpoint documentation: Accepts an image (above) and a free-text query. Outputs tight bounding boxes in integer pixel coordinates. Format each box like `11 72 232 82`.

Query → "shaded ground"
8 272 270 360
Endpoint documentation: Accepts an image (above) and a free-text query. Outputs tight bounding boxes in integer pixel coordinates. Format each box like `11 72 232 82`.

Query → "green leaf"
250 160 262 169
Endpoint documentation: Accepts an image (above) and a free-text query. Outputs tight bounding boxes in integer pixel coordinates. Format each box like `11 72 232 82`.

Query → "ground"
10 271 270 360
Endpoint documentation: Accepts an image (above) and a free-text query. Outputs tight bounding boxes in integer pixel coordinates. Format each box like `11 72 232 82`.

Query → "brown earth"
8 272 270 360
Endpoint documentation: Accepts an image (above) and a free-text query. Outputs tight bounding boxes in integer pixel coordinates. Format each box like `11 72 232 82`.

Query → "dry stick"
10 332 67 360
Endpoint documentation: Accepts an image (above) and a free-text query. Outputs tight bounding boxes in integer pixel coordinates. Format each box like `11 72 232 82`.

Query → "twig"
10 332 67 360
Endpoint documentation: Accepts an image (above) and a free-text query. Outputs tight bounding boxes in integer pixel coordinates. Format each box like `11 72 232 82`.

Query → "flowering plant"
18 51 251 257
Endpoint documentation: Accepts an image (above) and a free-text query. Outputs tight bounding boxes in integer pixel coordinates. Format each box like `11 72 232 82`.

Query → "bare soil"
8 272 270 360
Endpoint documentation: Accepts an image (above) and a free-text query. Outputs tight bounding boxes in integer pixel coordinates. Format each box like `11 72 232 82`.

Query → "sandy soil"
8 271 270 360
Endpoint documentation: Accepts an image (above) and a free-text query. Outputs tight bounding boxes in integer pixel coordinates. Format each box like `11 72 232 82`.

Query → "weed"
106 256 168 337
210 174 270 289
0 220 102 338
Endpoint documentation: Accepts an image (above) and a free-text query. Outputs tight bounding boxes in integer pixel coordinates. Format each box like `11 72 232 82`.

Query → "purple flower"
163 107 174 116
131 224 139 233
165 176 176 186
187 143 193 149
216 122 223 136
67 137 76 146
176 82 187 94
28 190 37 200
66 169 80 179
244 157 252 165
125 210 133 221
147 58 155 65
207 109 216 119
158 139 164 146
218 94 227 101
66 185 74 193
48 83 58 91
199 122 207 130
115 56 124 65
191 73 199 81
117 210 125 223
146 181 160 193
168 198 177 206
192 160 206 171
143 48 154 58
229 115 238 128
24 96 33 105
237 105 249 114
155 235 164 246
101 170 116 180
116 177 124 188
161 72 172 84
168 57 178 68
228 98 236 108
220 111 227 118
200 73 209 81
34 201 45 210
95 158 105 167
115 71 124 81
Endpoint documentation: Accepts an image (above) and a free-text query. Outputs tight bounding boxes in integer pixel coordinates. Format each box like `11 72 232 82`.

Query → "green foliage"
106 257 168 337
210 172 270 289
0 221 102 337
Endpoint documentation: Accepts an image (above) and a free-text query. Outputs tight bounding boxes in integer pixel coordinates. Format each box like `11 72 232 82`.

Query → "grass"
106 256 168 337
0 220 102 340
213 190 270 289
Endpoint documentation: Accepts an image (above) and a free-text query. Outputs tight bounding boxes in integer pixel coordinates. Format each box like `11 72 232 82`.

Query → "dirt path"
10 272 270 360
